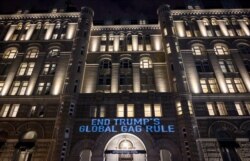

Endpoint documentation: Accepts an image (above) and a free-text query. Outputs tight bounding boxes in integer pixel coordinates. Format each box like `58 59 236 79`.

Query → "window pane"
217 102 227 116
207 103 215 116
144 104 152 117
154 104 162 117
117 104 124 117
127 104 134 117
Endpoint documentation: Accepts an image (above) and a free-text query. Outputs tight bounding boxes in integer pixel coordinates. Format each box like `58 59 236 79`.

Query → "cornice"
0 12 80 21
92 24 160 31
172 8 250 16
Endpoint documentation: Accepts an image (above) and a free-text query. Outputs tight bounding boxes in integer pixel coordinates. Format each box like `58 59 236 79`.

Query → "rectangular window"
200 79 209 93
245 102 250 115
219 60 227 73
235 102 245 115
9 104 20 117
217 102 227 116
127 104 134 117
36 82 51 95
29 106 37 117
9 81 20 95
0 104 10 117
42 63 56 75
207 102 215 116
208 79 220 93
144 104 152 117
100 106 105 118
226 79 235 93
176 101 183 115
117 104 124 117
154 104 162 117
234 78 246 93
19 81 28 95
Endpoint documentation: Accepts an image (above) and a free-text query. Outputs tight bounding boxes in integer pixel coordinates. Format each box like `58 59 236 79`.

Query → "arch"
213 43 230 55
2 46 18 59
140 56 152 69
208 121 238 138
240 121 250 138
191 43 206 55
16 122 44 139
0 122 15 135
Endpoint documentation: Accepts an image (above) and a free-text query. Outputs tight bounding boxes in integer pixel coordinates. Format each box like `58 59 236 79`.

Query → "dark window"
195 60 212 72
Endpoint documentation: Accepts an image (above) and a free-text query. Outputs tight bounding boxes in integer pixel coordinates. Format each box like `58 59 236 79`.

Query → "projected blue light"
79 118 175 133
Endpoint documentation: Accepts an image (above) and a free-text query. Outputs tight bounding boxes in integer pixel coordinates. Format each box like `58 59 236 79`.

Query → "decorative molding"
92 24 160 31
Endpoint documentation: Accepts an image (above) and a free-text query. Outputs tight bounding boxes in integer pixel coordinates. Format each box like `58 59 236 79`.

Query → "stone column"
4 25 16 41
81 65 99 93
111 63 119 93
197 20 208 37
238 20 250 36
44 23 55 40
132 63 141 92
25 24 36 40
153 64 168 92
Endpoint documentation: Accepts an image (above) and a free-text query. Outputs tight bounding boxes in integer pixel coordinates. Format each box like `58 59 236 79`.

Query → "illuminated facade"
0 3 250 161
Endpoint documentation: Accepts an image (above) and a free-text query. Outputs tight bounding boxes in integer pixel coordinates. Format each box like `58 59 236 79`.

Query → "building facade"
0 3 250 161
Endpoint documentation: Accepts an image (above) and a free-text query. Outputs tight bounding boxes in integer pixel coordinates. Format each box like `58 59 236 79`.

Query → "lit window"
154 104 162 117
3 47 18 59
140 57 152 68
214 44 229 55
100 45 106 52
146 44 151 51
166 43 171 54
176 101 183 115
163 28 168 36
188 101 193 115
29 106 37 117
234 78 246 93
42 63 57 75
117 104 124 117
207 102 215 116
208 79 220 93
9 104 20 117
17 62 35 76
127 104 134 117
48 48 60 57
26 48 39 58
144 104 152 117
245 102 250 115
200 79 209 93
100 106 105 118
219 60 236 73
217 102 227 116
101 34 107 41
192 45 204 55
225 79 235 93
36 82 51 95
0 104 10 117
235 102 245 116
9 81 28 96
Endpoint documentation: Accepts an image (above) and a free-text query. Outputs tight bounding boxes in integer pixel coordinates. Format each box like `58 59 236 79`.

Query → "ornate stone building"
0 2 250 161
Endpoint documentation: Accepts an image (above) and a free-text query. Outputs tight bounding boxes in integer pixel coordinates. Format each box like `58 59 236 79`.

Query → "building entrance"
104 133 147 161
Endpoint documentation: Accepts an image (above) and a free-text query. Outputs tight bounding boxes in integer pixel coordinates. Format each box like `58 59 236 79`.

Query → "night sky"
0 0 250 20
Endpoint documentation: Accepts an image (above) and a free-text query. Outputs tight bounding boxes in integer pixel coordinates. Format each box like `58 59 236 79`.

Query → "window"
154 104 162 117
234 78 246 93
214 44 229 55
140 57 152 68
217 102 227 116
144 104 152 117
245 102 250 115
36 82 51 95
235 103 245 116
99 59 112 69
0 104 10 117
120 59 132 68
195 60 212 72
91 106 106 118
42 63 57 75
127 104 134 117
48 48 60 57
116 104 134 117
192 45 205 55
200 79 209 93
26 48 39 58
207 102 215 116
98 59 112 85
29 106 37 117
219 60 236 73
208 79 220 93
225 79 236 93
17 62 35 76
117 104 124 117
8 104 20 117
0 104 20 117
9 81 28 95
3 47 18 59
176 101 183 115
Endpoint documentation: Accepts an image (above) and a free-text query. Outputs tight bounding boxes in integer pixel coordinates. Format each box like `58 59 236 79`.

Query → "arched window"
119 139 133 161
119 59 132 86
48 47 60 57
140 57 152 68
3 47 18 59
214 44 229 55
238 44 250 55
26 47 39 58
99 59 112 69
15 131 37 161
98 59 112 86
191 44 205 55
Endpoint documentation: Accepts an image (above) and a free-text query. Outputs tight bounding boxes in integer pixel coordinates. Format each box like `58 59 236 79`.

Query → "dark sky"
0 0 250 20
